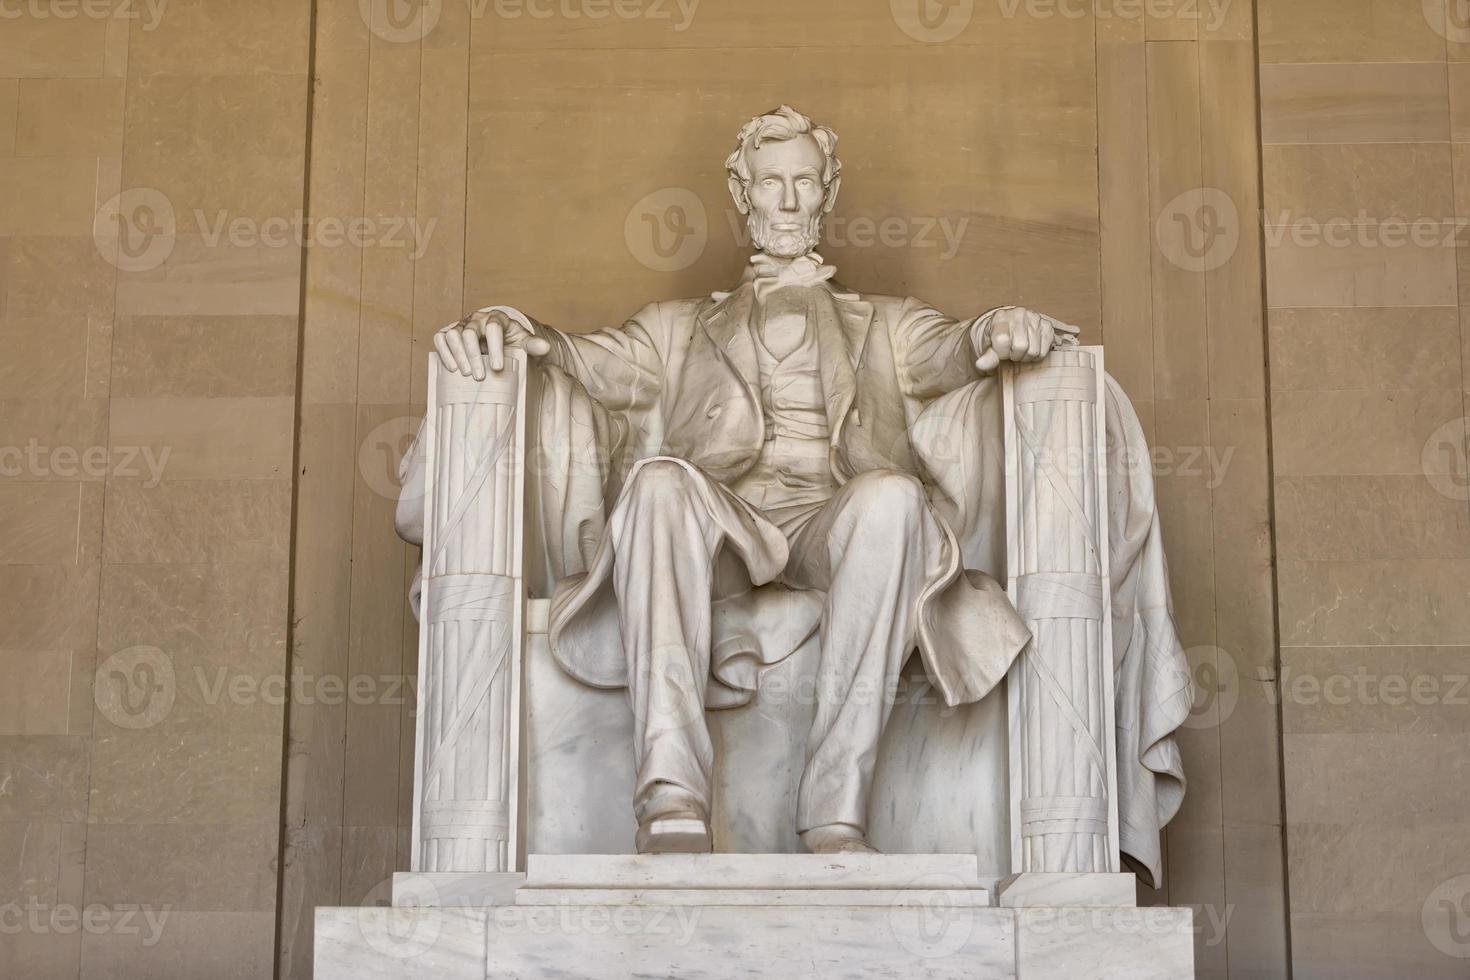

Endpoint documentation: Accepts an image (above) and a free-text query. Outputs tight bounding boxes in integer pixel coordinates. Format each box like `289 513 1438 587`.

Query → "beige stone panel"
1284 731 1470 824
1456 142 1470 221
0 736 88 822
464 45 1099 331
127 0 311 77
1221 825 1290 978
0 483 82 564
1264 225 1459 308
84 316 113 399
282 405 355 827
121 73 307 162
277 824 344 980
1280 646 1470 735
119 150 308 230
0 650 73 736
476 0 1094 50
1208 399 1283 827
1453 63 1470 139
0 563 99 651
83 822 279 911
1096 40 1153 400
0 397 109 481
0 156 108 236
354 42 420 408
1157 823 1228 978
1262 143 1455 227
1275 475 1470 560
1259 62 1451 144
0 80 16 156
1290 912 1468 978
1268 307 1462 392
337 824 399 907
78 909 275 980
277 402 356 980
299 32 370 407
15 78 124 157
94 563 288 737
1142 0 1197 40
1272 387 1462 476
1257 0 1448 63
0 926 81 979
0 820 62 903
100 479 290 564
0 15 108 78
0 315 89 398
1145 41 1208 401
1201 40 1267 401
2 236 118 318
1277 558 1470 646
409 48 472 403
87 731 281 825
111 315 299 398
106 396 295 481
1152 398 1217 645
113 235 303 318
343 406 414 829
1289 820 1470 919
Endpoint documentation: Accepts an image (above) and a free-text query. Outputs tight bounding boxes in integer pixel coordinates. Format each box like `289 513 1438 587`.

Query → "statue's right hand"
433 307 552 380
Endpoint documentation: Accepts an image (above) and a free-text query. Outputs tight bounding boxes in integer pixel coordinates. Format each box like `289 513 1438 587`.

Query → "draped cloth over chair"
397 346 1191 886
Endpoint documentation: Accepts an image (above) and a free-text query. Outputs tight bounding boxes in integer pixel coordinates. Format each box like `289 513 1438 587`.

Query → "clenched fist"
434 306 552 380
973 306 1078 374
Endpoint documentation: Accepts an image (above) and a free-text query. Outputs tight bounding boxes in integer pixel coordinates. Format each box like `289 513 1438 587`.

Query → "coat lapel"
698 285 759 390
812 289 873 441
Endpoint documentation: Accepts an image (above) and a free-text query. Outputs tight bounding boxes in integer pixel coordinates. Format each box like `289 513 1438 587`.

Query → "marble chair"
402 345 1122 891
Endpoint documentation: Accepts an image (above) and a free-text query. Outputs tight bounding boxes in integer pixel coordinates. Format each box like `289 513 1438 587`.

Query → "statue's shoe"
800 823 881 854
634 784 712 854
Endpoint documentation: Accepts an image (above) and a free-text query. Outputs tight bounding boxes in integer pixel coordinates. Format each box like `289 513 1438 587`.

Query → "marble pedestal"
315 856 1194 979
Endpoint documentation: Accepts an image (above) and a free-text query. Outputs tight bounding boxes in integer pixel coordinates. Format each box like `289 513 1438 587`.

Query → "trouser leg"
609 459 724 812
783 469 943 834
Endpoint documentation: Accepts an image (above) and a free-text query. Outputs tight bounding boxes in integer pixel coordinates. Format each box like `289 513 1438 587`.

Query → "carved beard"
747 208 823 259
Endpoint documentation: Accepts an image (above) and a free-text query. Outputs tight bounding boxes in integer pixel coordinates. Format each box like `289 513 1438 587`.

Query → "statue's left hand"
974 306 1079 373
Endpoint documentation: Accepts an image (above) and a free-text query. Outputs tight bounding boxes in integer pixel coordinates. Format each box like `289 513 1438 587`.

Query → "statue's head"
725 105 842 260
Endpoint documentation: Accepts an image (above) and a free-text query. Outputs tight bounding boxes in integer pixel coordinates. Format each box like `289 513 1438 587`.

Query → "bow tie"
748 252 837 299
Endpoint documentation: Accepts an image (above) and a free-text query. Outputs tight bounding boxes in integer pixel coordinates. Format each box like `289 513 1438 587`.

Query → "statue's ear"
822 174 842 214
727 175 750 215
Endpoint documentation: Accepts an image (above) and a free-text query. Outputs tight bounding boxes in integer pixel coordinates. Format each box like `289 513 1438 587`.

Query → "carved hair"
724 105 842 214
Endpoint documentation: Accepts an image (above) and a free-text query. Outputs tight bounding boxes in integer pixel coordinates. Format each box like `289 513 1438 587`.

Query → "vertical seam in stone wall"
81 15 133 980
273 0 323 974
1191 35 1234 979
1246 0 1295 973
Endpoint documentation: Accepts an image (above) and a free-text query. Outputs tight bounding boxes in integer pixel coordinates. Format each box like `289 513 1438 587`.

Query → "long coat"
532 275 1032 709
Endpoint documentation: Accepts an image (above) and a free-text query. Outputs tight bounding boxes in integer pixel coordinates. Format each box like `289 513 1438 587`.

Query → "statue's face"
740 133 828 259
